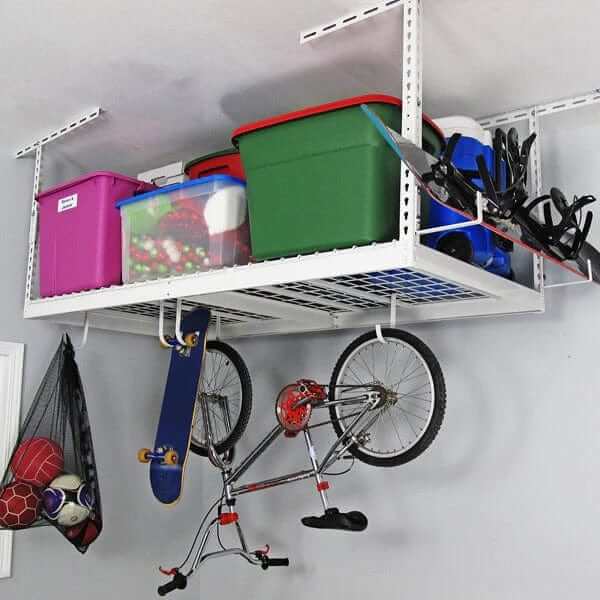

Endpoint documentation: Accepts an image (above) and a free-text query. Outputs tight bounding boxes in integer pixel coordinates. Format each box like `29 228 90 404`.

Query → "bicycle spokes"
332 336 436 458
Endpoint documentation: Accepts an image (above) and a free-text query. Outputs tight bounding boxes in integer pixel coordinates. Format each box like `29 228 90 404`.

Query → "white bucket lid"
434 116 492 147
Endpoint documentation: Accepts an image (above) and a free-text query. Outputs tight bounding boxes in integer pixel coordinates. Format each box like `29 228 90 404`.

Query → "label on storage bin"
57 193 78 213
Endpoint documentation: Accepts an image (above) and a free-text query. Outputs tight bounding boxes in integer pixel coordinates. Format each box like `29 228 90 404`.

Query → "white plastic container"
116 175 250 284
434 115 492 147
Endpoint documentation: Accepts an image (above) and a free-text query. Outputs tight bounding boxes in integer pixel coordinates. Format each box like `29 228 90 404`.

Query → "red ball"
11 437 64 487
0 482 42 528
66 518 101 546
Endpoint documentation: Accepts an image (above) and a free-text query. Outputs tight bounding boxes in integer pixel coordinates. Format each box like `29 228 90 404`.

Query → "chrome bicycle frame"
203 385 382 508
177 384 384 581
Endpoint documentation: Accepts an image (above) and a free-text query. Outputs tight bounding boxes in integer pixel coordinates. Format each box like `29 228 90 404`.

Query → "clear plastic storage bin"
116 175 250 284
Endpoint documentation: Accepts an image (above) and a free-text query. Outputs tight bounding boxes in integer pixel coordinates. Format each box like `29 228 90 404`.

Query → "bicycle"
157 328 446 596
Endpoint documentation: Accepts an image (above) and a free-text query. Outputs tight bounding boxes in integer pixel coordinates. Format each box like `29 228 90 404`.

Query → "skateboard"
361 104 599 282
138 307 211 504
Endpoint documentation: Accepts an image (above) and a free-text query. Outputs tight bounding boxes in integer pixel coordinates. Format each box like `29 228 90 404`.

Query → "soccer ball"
42 474 93 527
10 437 64 487
0 482 42 528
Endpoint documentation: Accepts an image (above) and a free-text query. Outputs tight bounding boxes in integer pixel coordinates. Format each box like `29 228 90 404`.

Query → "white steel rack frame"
23 2 600 341
478 88 600 293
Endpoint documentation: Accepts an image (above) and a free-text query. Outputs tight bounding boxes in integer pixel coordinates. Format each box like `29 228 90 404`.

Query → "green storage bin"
232 94 445 260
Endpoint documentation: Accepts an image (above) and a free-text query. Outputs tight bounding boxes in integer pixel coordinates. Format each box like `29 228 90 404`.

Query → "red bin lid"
231 94 444 144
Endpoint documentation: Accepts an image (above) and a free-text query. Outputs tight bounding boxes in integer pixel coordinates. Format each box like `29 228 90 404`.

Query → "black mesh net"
0 335 102 553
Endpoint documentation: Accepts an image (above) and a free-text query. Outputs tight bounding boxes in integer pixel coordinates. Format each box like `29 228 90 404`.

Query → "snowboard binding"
429 128 597 264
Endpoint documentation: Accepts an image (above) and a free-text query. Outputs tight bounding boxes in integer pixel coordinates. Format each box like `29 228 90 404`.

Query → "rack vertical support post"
528 109 545 294
399 0 423 259
16 107 102 313
24 146 43 305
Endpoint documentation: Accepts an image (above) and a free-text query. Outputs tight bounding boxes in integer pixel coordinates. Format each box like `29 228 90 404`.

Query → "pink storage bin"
37 171 154 297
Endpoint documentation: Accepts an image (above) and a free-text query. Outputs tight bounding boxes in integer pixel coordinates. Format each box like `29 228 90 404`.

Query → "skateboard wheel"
184 333 198 347
138 448 151 463
163 450 178 465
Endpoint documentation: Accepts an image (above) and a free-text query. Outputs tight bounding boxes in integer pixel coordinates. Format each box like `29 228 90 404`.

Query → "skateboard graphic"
361 104 599 282
138 307 211 504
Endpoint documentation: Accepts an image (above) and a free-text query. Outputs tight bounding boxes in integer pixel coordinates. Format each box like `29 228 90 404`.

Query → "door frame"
0 342 25 579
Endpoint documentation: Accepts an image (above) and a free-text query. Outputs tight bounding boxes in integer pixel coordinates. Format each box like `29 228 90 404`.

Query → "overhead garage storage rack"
18 0 596 340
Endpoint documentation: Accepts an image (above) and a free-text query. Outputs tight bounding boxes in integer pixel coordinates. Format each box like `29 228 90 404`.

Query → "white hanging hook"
174 299 187 346
375 294 398 344
390 293 397 328
158 300 187 347
216 314 222 341
158 301 176 348
75 312 90 350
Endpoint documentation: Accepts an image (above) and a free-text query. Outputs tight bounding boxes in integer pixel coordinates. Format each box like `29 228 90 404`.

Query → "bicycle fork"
158 480 289 596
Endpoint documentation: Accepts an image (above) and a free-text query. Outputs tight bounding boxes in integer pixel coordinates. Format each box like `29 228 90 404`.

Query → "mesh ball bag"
0 334 102 553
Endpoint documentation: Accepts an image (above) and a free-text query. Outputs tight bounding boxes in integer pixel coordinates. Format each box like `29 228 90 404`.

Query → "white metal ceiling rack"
20 0 597 341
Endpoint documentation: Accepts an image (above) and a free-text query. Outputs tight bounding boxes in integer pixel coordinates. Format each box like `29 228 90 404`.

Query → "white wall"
1 108 600 599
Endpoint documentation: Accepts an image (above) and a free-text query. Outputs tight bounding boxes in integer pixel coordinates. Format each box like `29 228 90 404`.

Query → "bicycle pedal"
301 507 368 532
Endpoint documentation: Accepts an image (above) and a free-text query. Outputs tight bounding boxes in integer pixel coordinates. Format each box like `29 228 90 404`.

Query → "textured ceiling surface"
2 0 598 176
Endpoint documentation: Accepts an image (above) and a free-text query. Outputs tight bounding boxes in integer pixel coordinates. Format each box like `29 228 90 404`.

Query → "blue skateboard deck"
149 308 211 504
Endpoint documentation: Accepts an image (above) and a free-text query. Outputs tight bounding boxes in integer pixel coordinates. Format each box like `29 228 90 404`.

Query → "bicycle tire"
190 341 252 457
328 329 446 467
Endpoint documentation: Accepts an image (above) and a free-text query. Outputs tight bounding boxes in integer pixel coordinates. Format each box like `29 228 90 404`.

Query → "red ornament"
159 207 208 242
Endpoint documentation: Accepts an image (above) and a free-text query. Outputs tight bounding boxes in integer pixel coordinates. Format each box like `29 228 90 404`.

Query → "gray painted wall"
2 107 599 599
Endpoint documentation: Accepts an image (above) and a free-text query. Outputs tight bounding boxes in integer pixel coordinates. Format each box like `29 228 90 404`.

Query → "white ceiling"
2 0 600 176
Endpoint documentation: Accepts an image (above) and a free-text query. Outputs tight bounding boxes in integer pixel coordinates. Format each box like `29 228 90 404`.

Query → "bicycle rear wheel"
190 341 252 457
329 329 446 467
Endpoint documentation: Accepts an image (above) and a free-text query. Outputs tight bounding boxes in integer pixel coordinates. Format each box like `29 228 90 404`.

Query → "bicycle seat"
301 507 368 532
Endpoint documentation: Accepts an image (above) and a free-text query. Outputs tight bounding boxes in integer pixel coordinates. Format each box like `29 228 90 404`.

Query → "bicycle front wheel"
329 329 446 467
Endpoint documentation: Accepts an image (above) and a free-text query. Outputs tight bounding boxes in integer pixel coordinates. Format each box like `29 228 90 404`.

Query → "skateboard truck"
137 447 179 466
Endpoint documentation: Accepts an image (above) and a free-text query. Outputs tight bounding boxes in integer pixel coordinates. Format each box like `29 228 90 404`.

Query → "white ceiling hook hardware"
390 293 397 328
299 0 405 44
544 259 594 289
15 107 102 158
376 293 399 343
158 301 173 347
158 301 177 348
74 312 90 351
417 191 484 236
174 299 187 346
478 88 600 128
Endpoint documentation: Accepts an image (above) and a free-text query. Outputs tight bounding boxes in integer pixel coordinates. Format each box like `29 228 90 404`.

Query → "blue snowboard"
148 308 210 505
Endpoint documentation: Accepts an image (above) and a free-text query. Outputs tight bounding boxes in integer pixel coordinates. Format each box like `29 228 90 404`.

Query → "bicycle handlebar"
260 556 290 570
157 572 187 596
